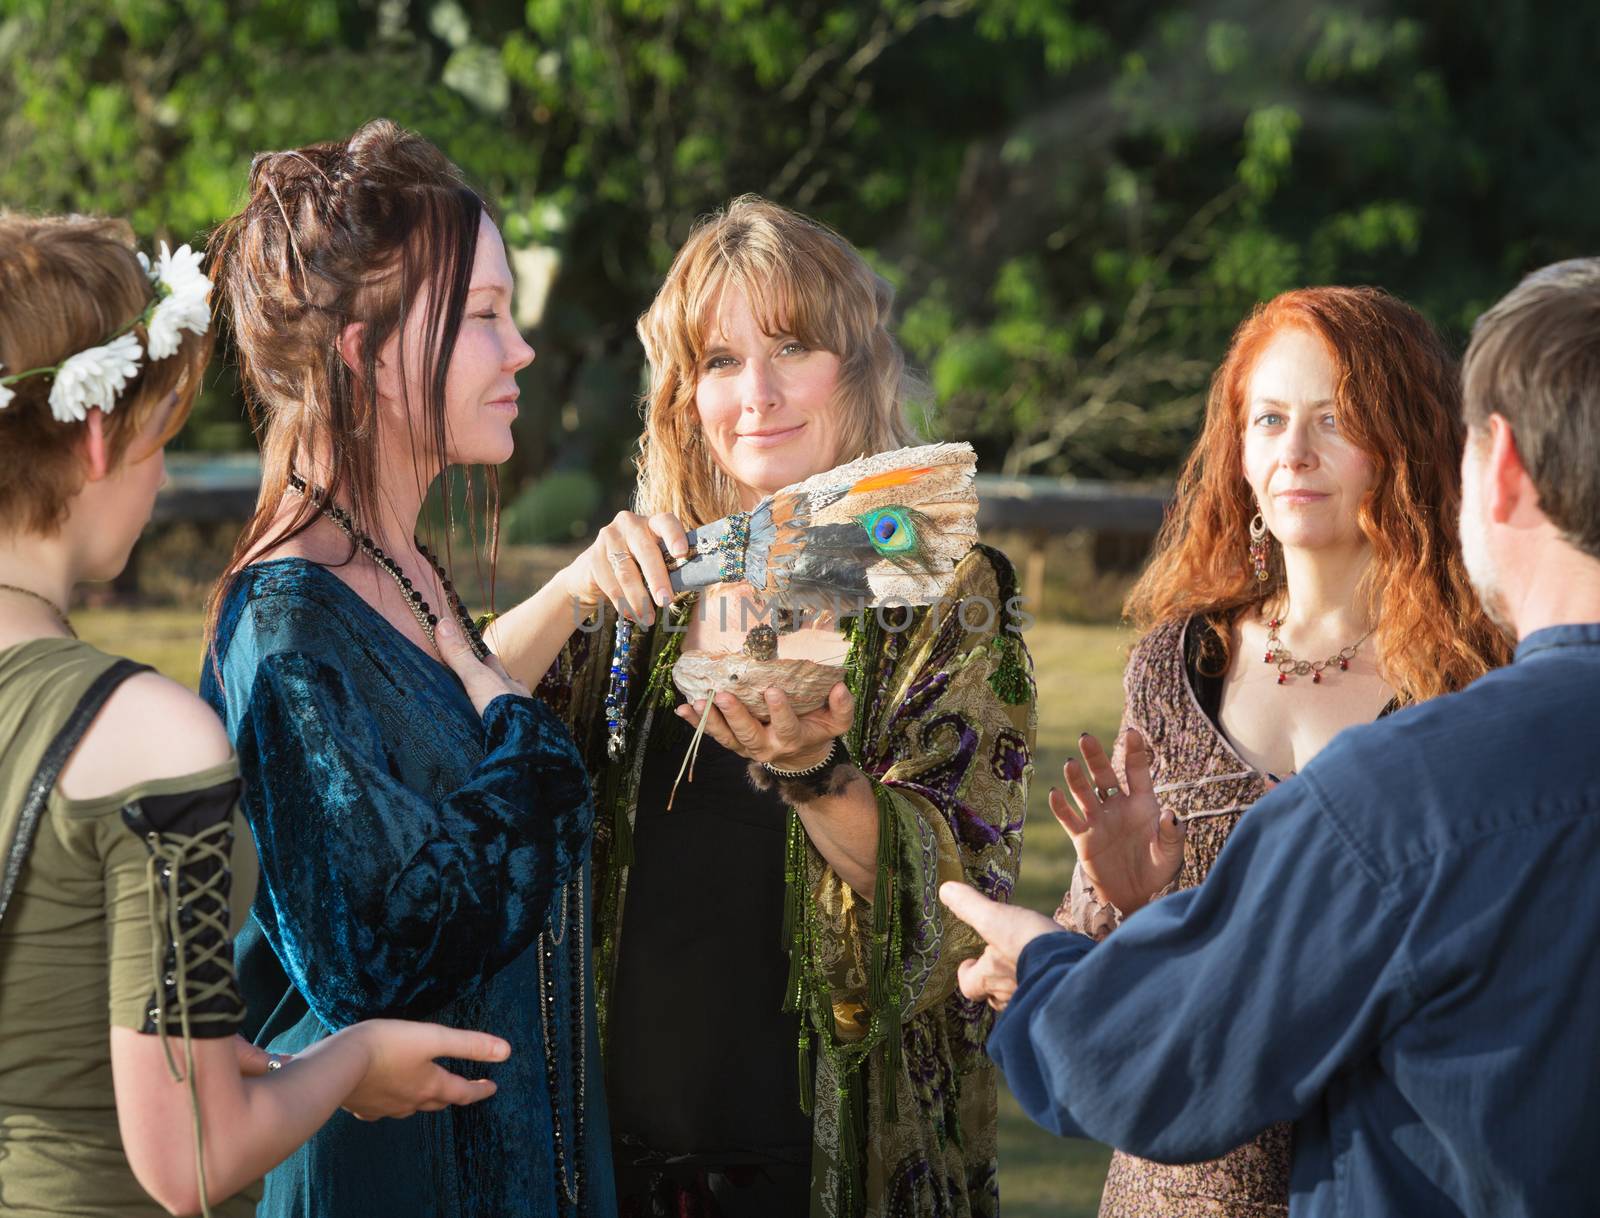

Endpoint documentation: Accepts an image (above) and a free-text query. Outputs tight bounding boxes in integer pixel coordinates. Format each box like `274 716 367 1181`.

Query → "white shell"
671 650 846 721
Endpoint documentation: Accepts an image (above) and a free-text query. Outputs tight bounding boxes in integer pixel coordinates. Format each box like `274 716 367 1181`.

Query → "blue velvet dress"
201 558 614 1218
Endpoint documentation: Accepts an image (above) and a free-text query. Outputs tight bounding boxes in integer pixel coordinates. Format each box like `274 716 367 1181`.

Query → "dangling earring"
1249 513 1271 583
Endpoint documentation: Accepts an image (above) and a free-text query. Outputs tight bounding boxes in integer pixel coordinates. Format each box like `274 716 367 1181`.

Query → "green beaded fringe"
980 542 1032 705
643 600 690 709
987 632 1031 705
781 609 905 1218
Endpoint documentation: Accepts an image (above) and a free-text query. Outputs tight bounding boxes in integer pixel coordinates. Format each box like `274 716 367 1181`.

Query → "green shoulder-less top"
0 638 260 1217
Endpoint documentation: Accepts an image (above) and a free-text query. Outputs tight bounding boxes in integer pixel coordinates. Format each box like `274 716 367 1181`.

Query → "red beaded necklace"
1264 616 1374 685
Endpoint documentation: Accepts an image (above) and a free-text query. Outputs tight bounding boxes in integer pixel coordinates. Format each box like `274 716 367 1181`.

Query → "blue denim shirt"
990 624 1600 1218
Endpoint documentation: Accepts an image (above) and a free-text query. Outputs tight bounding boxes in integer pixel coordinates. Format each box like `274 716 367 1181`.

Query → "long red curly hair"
1125 286 1511 701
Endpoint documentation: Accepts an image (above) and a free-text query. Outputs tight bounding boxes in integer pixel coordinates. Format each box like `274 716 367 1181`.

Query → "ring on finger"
1095 785 1120 802
606 551 633 567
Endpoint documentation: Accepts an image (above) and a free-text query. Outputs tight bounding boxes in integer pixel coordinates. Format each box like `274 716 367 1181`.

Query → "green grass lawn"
1000 619 1129 1218
74 608 1129 1216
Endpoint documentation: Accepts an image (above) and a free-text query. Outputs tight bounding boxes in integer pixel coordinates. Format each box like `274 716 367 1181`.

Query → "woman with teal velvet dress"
201 121 614 1218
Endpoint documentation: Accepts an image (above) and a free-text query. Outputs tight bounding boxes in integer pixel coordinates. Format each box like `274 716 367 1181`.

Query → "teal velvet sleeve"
208 562 595 1028
203 559 613 1218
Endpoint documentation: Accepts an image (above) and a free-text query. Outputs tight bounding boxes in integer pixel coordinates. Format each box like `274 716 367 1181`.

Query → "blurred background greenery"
5 0 1597 536
12 0 1597 1210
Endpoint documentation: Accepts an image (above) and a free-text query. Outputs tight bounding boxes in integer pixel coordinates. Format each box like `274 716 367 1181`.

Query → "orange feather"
846 465 934 494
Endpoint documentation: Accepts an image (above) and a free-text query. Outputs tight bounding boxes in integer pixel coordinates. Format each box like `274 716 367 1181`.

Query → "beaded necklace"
538 881 588 1213
1263 615 1374 685
286 473 489 661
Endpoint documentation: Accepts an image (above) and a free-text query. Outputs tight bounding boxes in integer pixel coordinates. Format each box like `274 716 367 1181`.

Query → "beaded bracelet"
762 736 845 778
748 738 858 803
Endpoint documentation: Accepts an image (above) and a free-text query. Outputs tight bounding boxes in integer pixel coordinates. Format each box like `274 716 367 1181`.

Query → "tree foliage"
2 0 1596 494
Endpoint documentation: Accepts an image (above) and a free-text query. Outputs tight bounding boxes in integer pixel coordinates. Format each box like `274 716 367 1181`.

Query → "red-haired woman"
1051 287 1510 1218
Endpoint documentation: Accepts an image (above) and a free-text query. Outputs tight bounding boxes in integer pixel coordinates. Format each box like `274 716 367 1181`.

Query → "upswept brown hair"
1462 257 1600 560
0 214 210 534
206 119 490 635
1126 286 1510 701
633 195 920 526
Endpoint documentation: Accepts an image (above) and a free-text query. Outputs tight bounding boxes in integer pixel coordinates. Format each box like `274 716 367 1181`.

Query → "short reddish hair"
1126 286 1510 701
0 214 210 534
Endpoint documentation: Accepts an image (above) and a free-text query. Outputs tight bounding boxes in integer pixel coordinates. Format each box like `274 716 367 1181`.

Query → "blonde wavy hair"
633 195 922 526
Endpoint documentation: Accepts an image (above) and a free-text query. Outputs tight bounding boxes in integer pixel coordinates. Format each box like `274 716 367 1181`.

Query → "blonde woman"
492 196 1034 1218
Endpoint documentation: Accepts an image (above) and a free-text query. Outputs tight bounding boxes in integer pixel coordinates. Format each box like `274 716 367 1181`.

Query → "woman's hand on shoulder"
558 510 689 629
1049 728 1183 917
59 673 232 802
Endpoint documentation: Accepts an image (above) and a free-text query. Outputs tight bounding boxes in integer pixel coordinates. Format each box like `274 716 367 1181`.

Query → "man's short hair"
1463 258 1600 560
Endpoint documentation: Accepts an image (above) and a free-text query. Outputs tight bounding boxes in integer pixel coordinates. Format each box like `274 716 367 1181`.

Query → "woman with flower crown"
201 121 614 1218
0 213 516 1218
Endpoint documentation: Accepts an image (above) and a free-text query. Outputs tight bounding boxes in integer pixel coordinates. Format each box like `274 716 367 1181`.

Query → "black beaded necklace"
293 473 589 1202
287 473 489 661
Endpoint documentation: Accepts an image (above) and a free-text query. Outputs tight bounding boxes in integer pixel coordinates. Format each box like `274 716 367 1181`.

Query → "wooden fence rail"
150 457 1172 608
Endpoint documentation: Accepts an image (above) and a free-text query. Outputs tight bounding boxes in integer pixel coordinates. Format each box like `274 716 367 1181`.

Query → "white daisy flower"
48 333 144 423
0 366 15 412
144 242 212 360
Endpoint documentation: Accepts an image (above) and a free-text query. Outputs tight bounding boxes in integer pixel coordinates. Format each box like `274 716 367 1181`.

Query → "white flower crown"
0 242 213 423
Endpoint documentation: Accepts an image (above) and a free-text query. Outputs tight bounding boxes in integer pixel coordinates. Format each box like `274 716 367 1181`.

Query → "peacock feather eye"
856 506 918 555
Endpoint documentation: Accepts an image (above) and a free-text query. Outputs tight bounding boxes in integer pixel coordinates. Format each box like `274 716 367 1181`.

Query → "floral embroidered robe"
538 544 1034 1218
1056 616 1292 1218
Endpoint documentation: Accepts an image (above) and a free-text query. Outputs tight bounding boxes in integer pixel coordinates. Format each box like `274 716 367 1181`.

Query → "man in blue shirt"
941 259 1600 1218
